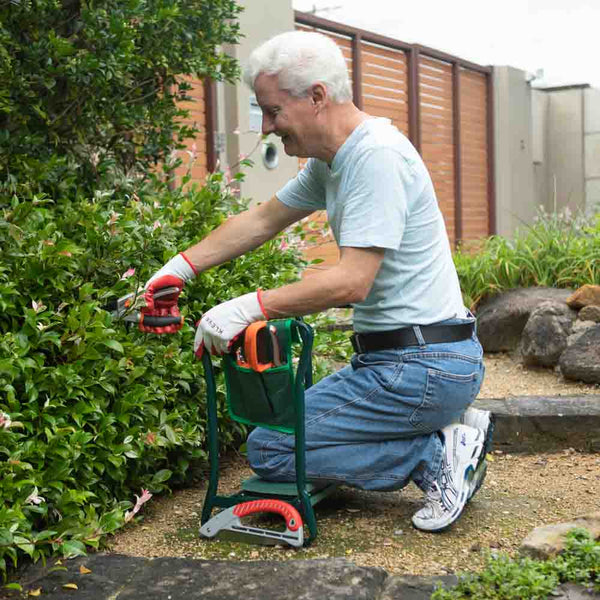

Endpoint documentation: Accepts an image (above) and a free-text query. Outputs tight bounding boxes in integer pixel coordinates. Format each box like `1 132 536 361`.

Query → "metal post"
408 47 421 154
453 62 463 247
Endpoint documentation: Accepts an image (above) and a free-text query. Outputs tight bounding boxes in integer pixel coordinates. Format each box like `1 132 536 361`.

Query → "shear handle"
233 500 302 532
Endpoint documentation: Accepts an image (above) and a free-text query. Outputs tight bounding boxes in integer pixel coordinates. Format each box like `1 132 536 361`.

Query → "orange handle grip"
232 500 302 531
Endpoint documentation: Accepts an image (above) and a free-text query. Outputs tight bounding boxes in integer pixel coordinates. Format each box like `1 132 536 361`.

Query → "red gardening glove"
140 253 196 334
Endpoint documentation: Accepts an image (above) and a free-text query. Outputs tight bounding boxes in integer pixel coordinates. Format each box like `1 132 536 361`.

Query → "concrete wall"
544 89 585 214
493 66 537 237
220 0 298 205
585 87 600 214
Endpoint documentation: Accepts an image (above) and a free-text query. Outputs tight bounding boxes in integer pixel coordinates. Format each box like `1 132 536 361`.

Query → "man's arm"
184 195 313 272
261 245 385 318
193 245 385 356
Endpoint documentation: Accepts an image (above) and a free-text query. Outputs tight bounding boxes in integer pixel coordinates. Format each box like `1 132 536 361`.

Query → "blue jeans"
247 319 485 493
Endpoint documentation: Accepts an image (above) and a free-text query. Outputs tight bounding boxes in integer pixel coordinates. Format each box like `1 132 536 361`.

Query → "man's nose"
262 116 275 136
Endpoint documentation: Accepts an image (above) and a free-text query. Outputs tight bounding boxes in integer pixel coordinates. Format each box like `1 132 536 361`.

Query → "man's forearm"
183 209 272 272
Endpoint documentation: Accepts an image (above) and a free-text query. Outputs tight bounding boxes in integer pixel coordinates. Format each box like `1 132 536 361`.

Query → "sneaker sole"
467 414 495 502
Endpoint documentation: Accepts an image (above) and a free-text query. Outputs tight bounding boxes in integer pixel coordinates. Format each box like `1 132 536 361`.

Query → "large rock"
520 512 600 559
566 284 600 309
560 325 600 384
476 288 573 352
579 305 600 322
520 301 577 367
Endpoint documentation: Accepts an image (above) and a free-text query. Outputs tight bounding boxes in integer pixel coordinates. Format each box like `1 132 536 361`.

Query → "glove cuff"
146 252 197 288
256 289 269 320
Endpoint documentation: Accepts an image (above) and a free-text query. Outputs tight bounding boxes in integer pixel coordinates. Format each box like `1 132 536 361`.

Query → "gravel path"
107 354 600 575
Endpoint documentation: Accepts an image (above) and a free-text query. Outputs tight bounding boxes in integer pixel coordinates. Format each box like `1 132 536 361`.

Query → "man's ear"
311 83 327 110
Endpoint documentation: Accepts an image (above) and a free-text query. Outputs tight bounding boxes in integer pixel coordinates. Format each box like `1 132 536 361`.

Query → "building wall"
545 89 585 215
585 87 600 214
220 1 299 205
493 66 536 237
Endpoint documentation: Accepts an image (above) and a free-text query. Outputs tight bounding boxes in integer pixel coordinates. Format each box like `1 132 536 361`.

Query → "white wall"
545 89 585 214
493 66 537 237
220 0 298 205
584 87 600 214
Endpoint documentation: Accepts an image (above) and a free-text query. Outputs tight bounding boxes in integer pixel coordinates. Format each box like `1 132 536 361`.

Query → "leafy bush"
0 174 304 576
0 0 241 196
432 528 600 599
455 207 600 309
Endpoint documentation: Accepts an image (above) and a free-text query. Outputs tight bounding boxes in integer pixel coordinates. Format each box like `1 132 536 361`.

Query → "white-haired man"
142 31 493 532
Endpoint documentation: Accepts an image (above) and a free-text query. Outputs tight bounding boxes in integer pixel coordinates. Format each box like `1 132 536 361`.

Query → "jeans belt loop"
412 325 426 346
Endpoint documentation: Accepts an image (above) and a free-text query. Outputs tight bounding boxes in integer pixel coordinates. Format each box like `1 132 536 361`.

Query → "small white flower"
25 487 45 505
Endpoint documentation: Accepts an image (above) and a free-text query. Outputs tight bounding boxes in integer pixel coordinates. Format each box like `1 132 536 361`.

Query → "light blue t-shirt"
276 118 466 332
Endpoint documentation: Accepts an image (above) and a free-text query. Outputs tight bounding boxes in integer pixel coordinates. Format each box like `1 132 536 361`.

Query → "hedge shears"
104 287 184 328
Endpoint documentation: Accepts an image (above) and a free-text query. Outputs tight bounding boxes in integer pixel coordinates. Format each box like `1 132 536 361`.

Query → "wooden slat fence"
295 11 495 268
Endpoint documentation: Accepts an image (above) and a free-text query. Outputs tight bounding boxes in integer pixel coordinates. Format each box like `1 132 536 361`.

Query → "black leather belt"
351 322 474 354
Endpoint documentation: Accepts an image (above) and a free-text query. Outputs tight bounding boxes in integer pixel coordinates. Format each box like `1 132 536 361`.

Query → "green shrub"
432 528 600 599
455 207 600 309
0 174 304 577
0 0 242 196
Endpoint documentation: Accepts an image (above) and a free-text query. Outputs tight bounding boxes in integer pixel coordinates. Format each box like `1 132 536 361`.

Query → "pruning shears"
104 287 184 328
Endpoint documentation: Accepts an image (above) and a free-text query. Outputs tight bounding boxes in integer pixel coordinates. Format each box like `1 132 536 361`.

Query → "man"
142 31 492 532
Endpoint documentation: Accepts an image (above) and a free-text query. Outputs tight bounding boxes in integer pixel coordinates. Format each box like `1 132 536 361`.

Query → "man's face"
254 73 316 157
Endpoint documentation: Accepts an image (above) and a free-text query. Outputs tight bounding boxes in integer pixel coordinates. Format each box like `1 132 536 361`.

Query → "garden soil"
107 353 600 576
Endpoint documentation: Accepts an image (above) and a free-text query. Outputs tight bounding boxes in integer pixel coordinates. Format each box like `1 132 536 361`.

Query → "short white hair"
243 31 353 104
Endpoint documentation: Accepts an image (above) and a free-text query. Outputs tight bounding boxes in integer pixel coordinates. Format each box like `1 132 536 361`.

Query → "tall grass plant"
455 207 600 309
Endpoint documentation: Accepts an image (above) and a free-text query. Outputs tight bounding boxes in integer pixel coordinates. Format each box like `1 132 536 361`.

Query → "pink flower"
0 412 12 430
124 488 153 523
279 240 289 251
152 220 161 231
120 268 136 280
107 212 120 226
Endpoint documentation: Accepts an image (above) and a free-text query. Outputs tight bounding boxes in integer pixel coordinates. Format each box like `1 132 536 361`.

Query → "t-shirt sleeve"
275 158 327 211
338 147 415 250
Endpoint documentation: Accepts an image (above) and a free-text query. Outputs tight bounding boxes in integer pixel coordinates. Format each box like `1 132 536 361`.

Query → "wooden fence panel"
419 56 456 243
173 76 209 186
459 68 489 244
291 14 493 270
361 41 409 135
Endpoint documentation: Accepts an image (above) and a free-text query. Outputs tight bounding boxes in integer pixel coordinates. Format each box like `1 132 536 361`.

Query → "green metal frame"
200 319 336 545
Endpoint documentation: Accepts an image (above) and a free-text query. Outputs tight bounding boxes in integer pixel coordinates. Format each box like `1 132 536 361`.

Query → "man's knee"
246 428 266 471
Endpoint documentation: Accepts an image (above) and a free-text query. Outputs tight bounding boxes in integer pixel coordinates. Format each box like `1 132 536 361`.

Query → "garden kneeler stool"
199 318 337 547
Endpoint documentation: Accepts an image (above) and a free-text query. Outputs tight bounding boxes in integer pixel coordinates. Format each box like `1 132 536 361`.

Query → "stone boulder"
476 287 573 352
566 284 600 309
559 325 600 384
520 512 600 560
567 320 598 347
579 305 600 322
519 301 577 367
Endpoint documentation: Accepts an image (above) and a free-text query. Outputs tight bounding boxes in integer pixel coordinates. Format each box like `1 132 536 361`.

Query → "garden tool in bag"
199 499 304 547
104 287 184 329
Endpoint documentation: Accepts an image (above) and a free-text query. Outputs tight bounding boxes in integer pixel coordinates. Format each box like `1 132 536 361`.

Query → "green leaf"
103 340 124 353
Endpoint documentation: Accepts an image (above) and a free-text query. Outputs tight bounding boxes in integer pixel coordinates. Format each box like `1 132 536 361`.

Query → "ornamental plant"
0 172 304 577
454 207 600 309
0 0 242 197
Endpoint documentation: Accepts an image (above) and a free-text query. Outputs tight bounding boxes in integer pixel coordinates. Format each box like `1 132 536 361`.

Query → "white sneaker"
460 407 495 501
412 424 484 532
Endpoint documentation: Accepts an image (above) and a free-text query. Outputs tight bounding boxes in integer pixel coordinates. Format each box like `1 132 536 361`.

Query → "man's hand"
194 291 268 358
141 253 197 333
